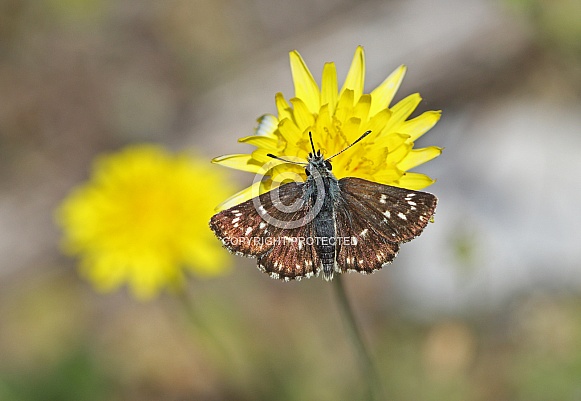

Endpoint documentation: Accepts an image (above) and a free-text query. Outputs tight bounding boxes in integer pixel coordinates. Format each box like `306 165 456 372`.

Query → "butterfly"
210 131 437 281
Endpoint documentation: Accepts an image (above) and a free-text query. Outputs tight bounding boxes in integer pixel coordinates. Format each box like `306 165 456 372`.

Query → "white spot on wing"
397 212 407 220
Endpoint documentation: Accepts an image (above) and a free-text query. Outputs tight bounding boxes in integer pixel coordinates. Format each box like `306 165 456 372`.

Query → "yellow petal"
289 50 320 114
283 140 308 159
391 93 422 121
212 154 262 173
315 104 332 139
397 146 442 171
379 93 422 135
369 65 407 116
397 172 435 190
321 62 338 115
270 165 306 187
400 110 441 142
373 164 404 183
290 97 315 130
373 132 409 151
386 142 413 164
364 132 409 161
238 135 279 150
353 94 371 124
340 46 365 102
342 117 363 145
278 117 302 145
363 109 391 137
275 93 293 122
251 148 276 164
335 89 354 126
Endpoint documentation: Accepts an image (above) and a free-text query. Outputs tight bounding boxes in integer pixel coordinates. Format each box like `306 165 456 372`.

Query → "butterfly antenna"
267 153 308 165
326 130 372 161
309 131 316 154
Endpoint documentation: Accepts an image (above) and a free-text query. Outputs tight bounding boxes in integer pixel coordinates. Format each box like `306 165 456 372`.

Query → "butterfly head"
305 150 332 177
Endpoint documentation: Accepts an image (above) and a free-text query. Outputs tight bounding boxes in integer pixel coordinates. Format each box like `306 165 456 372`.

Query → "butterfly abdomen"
314 215 335 280
312 177 338 281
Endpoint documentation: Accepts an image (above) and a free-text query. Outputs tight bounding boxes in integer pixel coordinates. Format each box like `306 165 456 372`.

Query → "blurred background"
1 0 581 400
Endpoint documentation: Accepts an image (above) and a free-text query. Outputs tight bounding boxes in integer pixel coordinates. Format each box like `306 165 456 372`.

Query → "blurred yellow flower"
213 46 441 210
56 145 232 299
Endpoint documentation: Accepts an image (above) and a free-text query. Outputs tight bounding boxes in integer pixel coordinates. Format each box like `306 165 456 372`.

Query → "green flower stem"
177 290 231 363
333 275 384 401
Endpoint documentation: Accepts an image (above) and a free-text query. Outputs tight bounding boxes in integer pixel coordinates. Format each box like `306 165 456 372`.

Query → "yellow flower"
56 145 232 300
213 46 441 210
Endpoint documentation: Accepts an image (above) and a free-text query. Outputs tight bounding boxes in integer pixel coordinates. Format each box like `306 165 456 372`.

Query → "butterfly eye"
325 160 332 170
